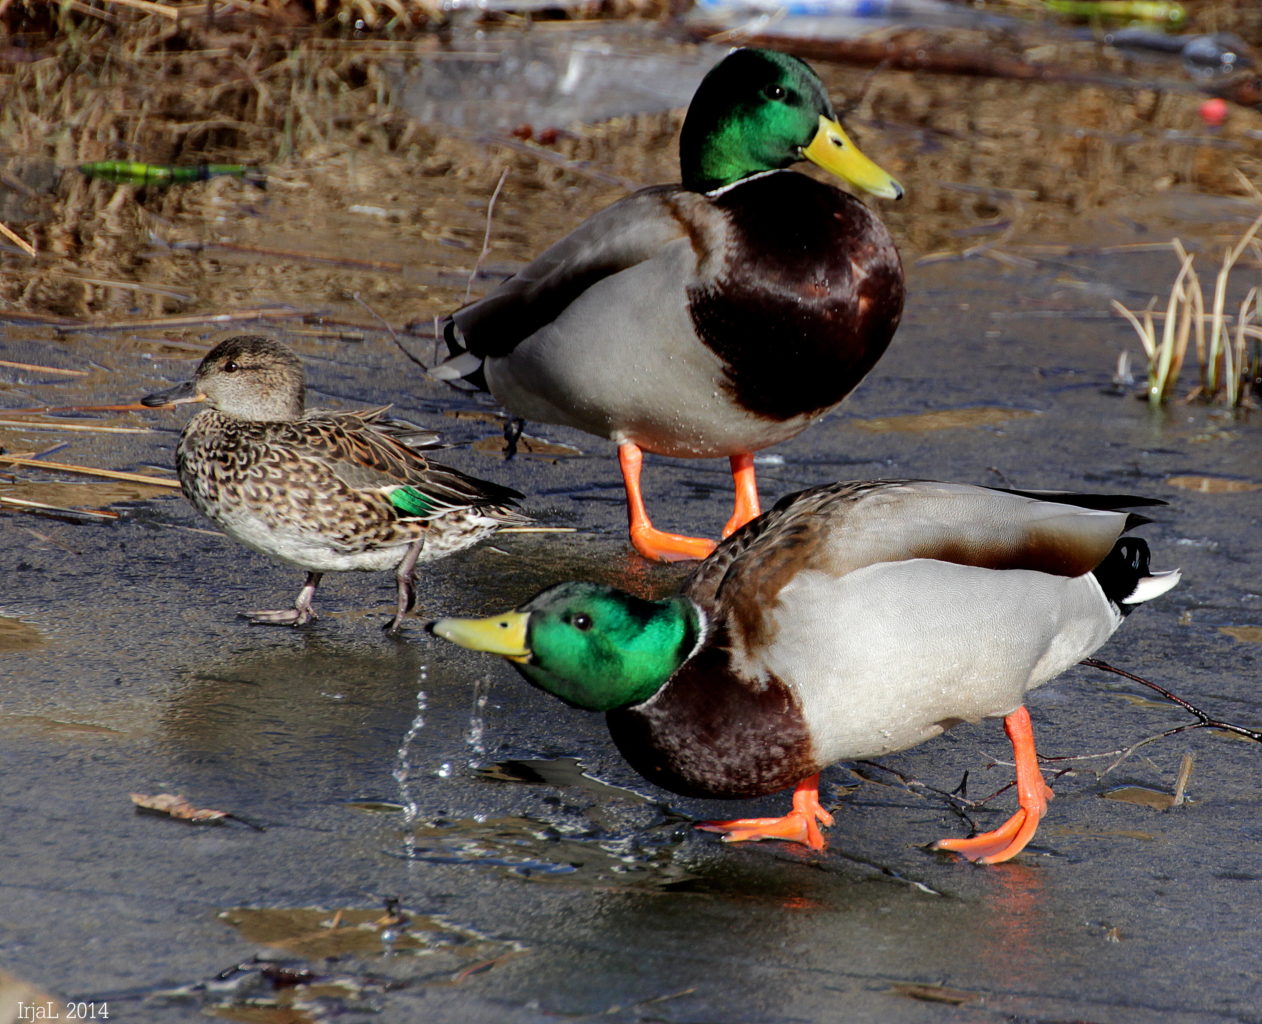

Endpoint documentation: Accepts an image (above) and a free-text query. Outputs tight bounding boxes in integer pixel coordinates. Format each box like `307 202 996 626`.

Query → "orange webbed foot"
697 776 833 851
932 802 1049 864
628 523 717 563
933 706 1053 865
618 442 716 562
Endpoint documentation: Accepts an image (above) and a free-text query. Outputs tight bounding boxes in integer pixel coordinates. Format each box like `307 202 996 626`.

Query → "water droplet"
465 676 492 767
394 684 429 859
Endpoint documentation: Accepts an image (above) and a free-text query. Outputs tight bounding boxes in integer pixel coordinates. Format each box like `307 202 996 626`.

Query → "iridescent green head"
679 47 902 199
432 581 701 712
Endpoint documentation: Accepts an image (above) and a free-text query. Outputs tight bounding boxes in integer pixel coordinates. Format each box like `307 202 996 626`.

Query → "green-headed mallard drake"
432 47 904 564
433 479 1179 863
142 335 531 633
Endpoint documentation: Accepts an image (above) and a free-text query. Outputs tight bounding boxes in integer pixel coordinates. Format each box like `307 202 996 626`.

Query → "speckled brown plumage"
144 336 530 631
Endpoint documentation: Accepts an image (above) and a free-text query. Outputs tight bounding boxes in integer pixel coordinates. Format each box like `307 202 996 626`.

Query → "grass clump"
1112 213 1262 409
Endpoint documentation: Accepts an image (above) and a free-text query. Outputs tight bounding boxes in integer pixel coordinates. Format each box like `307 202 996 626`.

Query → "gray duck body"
606 480 1178 798
432 48 906 562
442 173 903 459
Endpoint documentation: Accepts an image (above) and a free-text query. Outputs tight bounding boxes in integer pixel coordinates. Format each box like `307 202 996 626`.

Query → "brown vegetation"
1 0 1259 323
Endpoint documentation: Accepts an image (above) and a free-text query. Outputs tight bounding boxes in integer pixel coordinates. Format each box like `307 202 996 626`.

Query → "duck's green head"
431 582 701 712
680 47 903 198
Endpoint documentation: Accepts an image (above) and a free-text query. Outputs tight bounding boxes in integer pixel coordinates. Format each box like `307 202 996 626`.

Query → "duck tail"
428 322 488 391
429 349 483 383
1094 537 1181 614
1127 569 1182 606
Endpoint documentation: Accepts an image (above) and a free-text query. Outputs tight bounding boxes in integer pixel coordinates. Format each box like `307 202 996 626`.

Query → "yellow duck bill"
432 611 531 662
802 115 903 200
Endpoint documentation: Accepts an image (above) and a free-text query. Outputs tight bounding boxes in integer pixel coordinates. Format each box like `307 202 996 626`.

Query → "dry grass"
0 5 448 314
1 11 411 165
2 0 1260 324
1112 212 1262 408
0 0 668 35
0 0 687 319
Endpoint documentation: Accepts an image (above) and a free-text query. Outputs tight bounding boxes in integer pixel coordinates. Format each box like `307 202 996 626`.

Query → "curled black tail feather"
438 321 489 392
1093 537 1151 613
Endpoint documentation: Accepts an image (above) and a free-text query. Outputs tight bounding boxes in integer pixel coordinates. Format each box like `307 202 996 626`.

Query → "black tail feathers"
1093 537 1152 613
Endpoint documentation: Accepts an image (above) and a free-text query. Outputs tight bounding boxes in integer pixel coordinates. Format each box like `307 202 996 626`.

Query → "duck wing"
280 411 526 519
436 185 693 375
683 479 1160 616
346 405 446 452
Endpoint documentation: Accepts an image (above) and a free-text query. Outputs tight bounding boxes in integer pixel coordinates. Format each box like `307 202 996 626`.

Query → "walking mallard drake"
142 335 530 632
433 480 1179 863
432 47 904 563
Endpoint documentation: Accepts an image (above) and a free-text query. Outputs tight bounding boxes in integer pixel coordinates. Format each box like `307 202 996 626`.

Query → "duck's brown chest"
604 643 818 799
688 172 904 422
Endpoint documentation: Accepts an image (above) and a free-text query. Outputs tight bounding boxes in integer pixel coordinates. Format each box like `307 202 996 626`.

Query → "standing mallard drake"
433 480 1180 863
142 335 530 632
432 47 904 563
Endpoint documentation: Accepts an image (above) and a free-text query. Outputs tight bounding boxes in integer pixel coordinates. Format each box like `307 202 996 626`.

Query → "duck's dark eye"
571 613 592 632
222 360 239 373
762 83 787 101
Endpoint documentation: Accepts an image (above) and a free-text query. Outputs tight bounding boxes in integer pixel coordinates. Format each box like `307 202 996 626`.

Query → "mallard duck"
432 479 1179 863
432 47 904 563
142 335 530 632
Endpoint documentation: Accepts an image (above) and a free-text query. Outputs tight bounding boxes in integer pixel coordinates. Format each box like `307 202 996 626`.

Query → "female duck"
433 48 904 563
434 480 1179 863
144 335 530 632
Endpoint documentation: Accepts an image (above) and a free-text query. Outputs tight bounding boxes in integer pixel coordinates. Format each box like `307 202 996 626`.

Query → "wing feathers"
685 480 1161 620
441 186 691 365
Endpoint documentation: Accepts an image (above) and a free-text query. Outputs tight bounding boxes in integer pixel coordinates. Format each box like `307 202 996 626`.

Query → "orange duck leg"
721 451 762 538
933 706 1053 864
619 442 717 563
